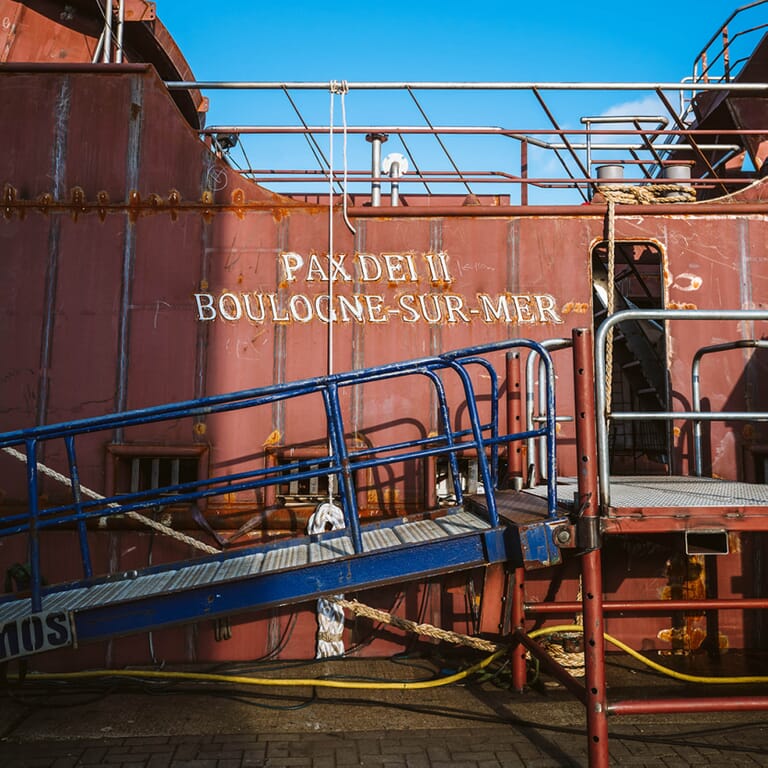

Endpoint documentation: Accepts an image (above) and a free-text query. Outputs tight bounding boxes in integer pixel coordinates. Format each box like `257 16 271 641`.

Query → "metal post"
102 0 113 63
26 439 43 613
583 118 592 199
383 153 408 207
116 0 125 63
510 566 527 692
366 133 387 207
323 383 363 553
65 436 93 579
520 139 528 206
506 351 523 484
390 159 401 206
573 328 610 767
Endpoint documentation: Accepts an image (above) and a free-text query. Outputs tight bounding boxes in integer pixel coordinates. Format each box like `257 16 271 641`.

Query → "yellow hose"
529 624 768 685
18 627 768 689
24 649 506 690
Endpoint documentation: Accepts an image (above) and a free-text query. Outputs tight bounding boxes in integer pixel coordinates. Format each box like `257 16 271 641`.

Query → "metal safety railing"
692 338 768 476
163 77 768 204
0 339 558 614
691 0 768 86
595 309 768 508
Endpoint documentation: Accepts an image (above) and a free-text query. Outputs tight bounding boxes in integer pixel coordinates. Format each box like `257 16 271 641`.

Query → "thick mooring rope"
2 446 220 555
596 183 697 206
332 597 502 652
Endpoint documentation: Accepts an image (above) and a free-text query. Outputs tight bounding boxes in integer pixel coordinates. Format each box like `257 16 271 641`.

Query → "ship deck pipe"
366 133 387 207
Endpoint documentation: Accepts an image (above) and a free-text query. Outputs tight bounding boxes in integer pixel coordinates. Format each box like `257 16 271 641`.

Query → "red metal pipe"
510 567 527 693
512 629 586 703
424 456 437 510
525 598 768 614
573 327 610 768
5 199 768 219
609 697 768 716
506 351 523 479
347 201 768 218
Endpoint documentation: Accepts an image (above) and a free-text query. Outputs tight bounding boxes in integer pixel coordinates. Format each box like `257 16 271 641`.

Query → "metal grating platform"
524 475 768 533
527 476 768 509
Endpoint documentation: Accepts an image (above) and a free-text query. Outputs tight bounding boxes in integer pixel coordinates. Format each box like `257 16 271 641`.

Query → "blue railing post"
422 368 463 503
541 351 558 519
323 382 364 553
445 361 499 527
65 435 93 579
25 439 43 612
458 358 500 488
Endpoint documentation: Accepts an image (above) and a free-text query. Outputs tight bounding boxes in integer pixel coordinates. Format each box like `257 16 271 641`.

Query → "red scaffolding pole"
573 327 610 767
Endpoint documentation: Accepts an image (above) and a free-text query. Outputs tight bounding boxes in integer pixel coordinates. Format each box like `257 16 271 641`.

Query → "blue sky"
151 2 762 203
155 1 745 82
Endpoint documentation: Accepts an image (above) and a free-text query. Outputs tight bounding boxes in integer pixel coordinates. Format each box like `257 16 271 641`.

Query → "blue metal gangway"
0 339 563 661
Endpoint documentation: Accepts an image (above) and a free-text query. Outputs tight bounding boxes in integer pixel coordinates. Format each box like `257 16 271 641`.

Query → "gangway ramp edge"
0 338 565 662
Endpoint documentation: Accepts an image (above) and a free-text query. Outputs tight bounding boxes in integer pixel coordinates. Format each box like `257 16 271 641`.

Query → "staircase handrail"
594 309 768 509
691 1 768 86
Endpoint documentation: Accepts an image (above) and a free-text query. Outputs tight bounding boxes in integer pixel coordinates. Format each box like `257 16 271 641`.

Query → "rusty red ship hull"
1 0 767 671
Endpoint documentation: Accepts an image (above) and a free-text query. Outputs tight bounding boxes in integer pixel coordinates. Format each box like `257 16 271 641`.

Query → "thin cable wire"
326 82 341 507
340 85 356 235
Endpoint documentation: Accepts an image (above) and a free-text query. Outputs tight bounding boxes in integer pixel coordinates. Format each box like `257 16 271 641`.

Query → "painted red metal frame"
512 327 768 767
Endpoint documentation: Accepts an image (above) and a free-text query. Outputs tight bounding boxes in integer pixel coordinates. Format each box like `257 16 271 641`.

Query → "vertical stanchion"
510 566 527 692
506 351 523 483
572 328 610 767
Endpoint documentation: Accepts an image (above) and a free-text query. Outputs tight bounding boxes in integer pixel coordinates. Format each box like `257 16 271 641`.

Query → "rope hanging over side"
2 445 220 555
330 80 356 237
605 197 616 410
308 502 347 658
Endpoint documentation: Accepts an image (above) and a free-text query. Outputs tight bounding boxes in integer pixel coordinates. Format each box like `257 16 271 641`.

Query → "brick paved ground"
2 722 768 767
1 654 767 767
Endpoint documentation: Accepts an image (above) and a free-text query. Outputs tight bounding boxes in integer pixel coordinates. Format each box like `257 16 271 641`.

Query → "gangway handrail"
0 338 558 613
595 309 768 508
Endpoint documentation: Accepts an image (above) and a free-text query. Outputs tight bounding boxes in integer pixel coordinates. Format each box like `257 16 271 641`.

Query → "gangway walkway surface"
0 339 560 662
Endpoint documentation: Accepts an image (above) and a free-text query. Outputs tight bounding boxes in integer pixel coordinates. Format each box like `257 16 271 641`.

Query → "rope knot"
330 80 349 95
